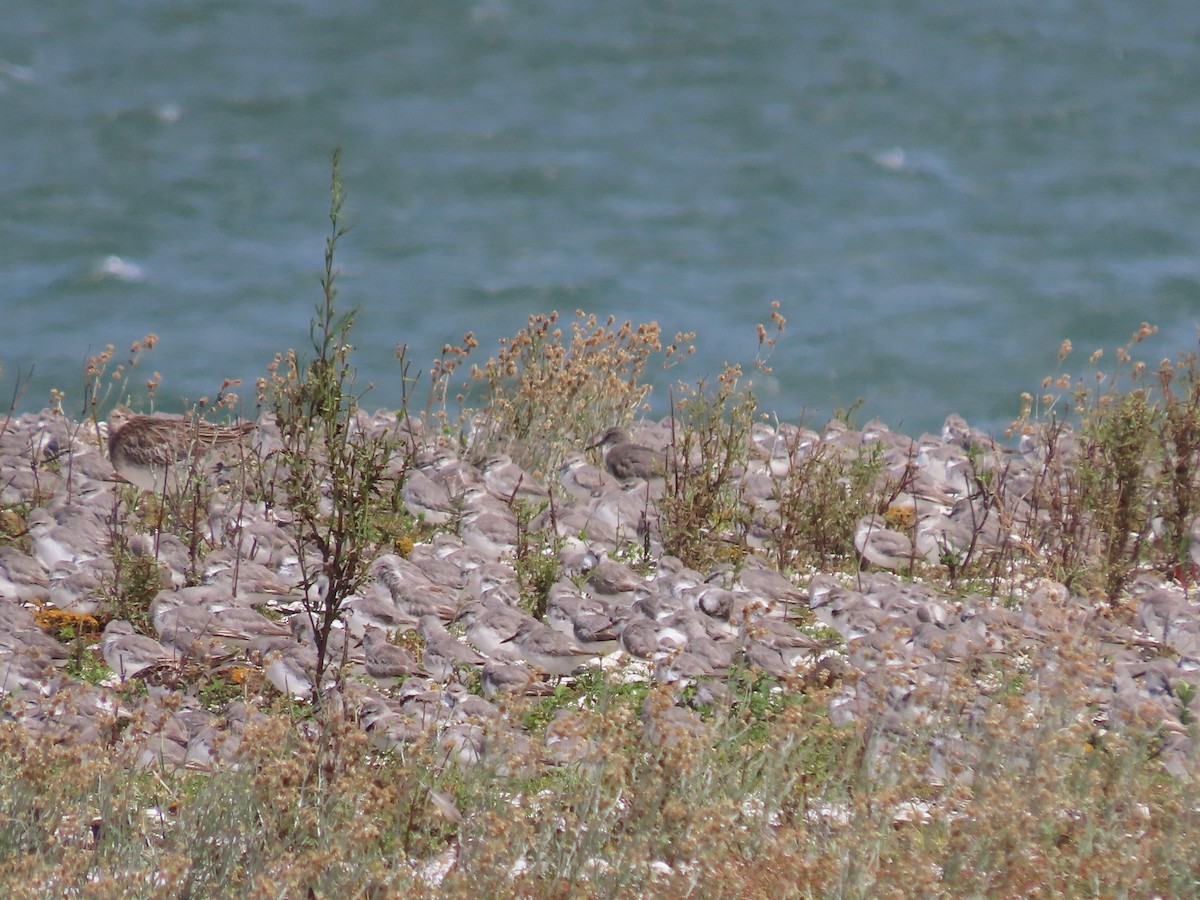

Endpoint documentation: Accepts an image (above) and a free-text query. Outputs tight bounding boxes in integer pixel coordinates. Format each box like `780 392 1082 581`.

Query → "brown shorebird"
586 427 667 482
361 627 426 687
107 410 255 492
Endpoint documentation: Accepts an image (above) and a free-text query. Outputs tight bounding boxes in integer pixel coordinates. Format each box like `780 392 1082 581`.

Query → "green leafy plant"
1010 324 1200 598
657 306 784 568
260 148 402 693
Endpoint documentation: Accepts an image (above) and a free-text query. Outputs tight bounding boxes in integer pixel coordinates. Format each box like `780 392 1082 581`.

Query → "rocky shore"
2 405 1190 772
1 405 1193 785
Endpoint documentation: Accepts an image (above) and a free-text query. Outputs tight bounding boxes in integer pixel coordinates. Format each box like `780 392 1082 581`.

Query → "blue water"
3 1 1199 436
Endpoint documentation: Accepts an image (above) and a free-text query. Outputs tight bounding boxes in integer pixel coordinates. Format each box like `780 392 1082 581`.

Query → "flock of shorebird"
0 406 1196 778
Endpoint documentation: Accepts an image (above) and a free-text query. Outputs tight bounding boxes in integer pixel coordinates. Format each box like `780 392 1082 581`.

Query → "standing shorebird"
107 409 255 492
586 427 667 482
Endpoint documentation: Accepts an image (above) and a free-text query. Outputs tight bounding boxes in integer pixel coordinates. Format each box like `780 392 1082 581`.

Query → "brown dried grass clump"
451 310 695 479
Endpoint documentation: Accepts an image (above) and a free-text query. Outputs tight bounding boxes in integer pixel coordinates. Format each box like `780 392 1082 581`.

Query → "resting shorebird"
100 620 177 680
107 409 255 493
586 427 667 482
361 627 425 687
509 618 596 678
854 514 916 572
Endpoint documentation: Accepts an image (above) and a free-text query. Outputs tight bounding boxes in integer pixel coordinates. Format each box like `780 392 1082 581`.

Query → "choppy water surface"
4 1 1200 435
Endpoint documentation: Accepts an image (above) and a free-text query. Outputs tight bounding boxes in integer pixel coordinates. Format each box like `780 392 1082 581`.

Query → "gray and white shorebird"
0 547 50 602
586 427 668 482
401 469 456 525
0 651 60 696
557 452 618 501
100 620 177 680
481 660 547 698
585 554 645 604
418 616 486 682
668 614 734 674
151 599 242 659
361 627 426 687
107 409 255 493
546 596 621 656
0 615 72 666
209 605 292 648
509 619 596 678
356 695 424 752
617 616 665 659
740 614 825 678
481 453 550 504
256 639 319 701
457 602 531 661
407 545 470 590
854 514 917 572
26 507 107 573
690 585 758 636
641 689 710 746
710 558 807 618
372 554 461 620
458 488 520 559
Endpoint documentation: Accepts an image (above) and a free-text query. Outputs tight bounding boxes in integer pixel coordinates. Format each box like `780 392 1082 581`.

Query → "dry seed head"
86 344 115 377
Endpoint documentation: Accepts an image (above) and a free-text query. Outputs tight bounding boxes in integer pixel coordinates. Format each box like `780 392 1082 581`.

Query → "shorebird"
357 695 424 752
361 627 426 687
734 600 826 676
710 558 806 617
546 597 620 655
586 427 667 482
401 469 456 525
418 616 486 682
100 620 177 680
583 555 643 606
480 660 546 698
457 602 531 661
854 514 917 572
558 452 618 501
151 598 242 659
26 507 107 572
372 554 461 620
641 688 710 746
509 619 596 677
0 616 72 666
107 409 255 493
481 453 550 504
257 640 319 700
0 546 50 602
617 616 663 659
